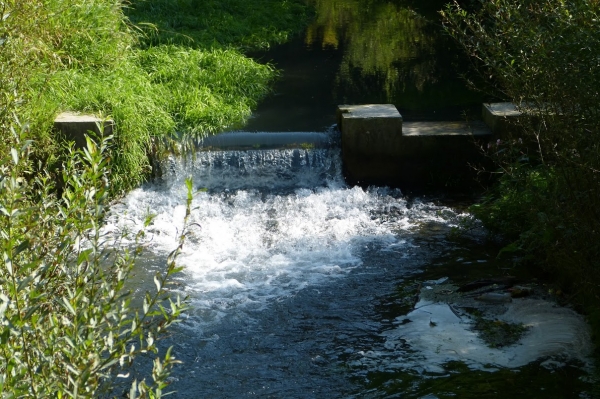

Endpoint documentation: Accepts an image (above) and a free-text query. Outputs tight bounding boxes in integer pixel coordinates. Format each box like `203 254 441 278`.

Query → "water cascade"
103 133 593 398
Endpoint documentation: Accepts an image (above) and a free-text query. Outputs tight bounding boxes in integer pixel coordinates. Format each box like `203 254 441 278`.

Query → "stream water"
104 143 594 398
106 0 596 396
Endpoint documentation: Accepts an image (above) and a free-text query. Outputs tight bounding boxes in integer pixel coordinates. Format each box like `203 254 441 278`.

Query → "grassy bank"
1 0 311 194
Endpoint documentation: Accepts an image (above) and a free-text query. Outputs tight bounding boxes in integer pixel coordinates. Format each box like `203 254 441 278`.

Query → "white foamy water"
102 145 595 398
377 299 593 373
103 148 455 326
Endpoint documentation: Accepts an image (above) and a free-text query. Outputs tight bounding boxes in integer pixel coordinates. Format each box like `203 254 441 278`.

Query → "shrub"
442 0 600 318
0 124 189 397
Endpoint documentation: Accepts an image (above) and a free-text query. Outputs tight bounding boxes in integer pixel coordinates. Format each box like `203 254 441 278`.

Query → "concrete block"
482 103 523 136
337 104 403 156
337 104 404 185
54 112 113 149
338 104 492 190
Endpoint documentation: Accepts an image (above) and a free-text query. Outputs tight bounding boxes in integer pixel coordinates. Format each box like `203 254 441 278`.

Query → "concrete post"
482 103 523 136
54 112 113 149
337 104 403 185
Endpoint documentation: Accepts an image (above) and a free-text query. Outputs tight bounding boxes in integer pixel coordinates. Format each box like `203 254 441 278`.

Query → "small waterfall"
104 135 457 324
102 132 593 398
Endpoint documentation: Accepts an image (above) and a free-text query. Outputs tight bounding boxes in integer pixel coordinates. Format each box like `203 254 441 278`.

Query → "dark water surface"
105 146 594 398
244 0 483 132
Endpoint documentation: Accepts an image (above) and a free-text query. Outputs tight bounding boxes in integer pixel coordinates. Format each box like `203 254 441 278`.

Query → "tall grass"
1 0 310 193
136 46 275 135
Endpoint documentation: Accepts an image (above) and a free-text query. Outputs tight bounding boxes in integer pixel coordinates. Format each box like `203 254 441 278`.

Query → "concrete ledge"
197 132 331 150
338 104 492 190
403 121 491 137
54 112 113 149
482 103 524 136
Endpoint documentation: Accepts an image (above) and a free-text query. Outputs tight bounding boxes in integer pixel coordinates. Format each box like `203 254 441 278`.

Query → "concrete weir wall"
338 104 495 189
54 103 516 190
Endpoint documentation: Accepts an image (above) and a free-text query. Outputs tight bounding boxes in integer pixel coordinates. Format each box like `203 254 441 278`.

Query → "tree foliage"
442 0 600 307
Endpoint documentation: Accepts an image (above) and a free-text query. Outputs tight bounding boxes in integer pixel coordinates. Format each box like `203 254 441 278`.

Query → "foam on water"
376 299 593 373
102 145 594 395
103 147 453 327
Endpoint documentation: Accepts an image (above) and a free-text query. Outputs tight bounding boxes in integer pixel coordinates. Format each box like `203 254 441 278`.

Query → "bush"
0 124 189 397
442 0 600 320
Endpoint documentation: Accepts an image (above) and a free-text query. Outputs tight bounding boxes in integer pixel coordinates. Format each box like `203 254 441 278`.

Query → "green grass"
125 0 312 50
1 0 311 194
135 45 275 135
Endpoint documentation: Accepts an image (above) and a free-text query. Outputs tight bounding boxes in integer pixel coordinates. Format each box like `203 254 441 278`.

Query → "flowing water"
104 141 594 398
106 0 596 396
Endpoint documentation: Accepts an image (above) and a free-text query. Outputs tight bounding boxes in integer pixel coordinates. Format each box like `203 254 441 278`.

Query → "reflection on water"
245 0 482 131
306 0 436 96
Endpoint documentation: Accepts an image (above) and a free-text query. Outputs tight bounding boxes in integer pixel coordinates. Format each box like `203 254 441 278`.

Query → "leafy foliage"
0 0 307 194
0 124 189 397
442 0 600 319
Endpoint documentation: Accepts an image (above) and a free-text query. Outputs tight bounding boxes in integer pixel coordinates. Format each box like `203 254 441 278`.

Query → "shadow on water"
245 0 483 132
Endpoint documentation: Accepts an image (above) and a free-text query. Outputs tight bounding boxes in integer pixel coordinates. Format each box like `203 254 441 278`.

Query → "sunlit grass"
136 45 276 135
1 0 310 194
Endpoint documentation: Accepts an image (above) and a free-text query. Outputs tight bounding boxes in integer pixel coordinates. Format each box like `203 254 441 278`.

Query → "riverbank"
442 0 600 365
0 0 311 195
0 1 312 396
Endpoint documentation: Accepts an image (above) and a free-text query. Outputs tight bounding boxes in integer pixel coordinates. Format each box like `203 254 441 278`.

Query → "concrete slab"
54 112 113 149
402 121 491 137
482 102 523 135
337 104 402 121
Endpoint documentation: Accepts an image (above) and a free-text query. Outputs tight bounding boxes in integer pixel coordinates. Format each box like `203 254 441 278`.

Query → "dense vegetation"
1 0 310 195
0 0 310 396
442 0 600 343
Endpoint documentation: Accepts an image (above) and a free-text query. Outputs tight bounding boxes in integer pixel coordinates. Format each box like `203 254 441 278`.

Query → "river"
104 0 595 397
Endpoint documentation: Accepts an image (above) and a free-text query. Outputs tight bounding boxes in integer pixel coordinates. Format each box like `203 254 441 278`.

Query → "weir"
196 131 333 150
54 103 518 190
103 144 593 397
337 104 494 188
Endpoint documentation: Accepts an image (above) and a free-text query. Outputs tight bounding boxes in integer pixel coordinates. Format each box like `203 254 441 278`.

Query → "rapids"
102 142 594 398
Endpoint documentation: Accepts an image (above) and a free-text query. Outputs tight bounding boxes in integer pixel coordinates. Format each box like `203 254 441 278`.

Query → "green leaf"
10 148 18 165
154 274 162 292
13 239 30 256
62 297 76 316
77 248 94 264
